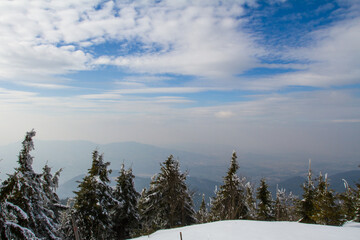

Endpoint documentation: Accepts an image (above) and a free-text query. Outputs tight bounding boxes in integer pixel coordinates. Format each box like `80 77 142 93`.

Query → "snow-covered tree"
72 150 115 239
210 151 248 220
196 194 208 223
338 179 356 222
59 198 76 240
139 155 196 232
0 130 63 239
112 164 140 239
256 178 274 221
313 173 341 225
274 188 298 221
298 159 316 224
244 181 257 220
42 164 65 220
353 183 360 222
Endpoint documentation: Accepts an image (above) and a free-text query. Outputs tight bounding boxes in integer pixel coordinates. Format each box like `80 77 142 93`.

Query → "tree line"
0 130 359 239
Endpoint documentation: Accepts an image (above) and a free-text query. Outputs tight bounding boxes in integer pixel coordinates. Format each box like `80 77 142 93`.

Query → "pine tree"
139 155 196 232
244 182 256 220
112 164 140 239
313 173 341 225
339 179 356 222
256 178 274 221
274 187 288 221
354 183 360 222
210 151 248 220
0 130 63 239
72 150 115 239
298 159 316 224
59 199 76 240
274 188 298 221
1 169 38 239
42 164 66 220
196 194 208 223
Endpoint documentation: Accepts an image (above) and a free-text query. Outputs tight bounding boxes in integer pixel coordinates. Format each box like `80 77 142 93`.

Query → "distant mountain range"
57 169 360 210
269 170 360 197
1 139 359 207
57 172 220 210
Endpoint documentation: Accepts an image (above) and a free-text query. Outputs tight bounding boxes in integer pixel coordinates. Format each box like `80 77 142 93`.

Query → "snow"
131 220 360 240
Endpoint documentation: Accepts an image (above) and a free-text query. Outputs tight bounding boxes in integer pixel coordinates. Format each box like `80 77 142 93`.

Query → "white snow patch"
131 220 359 240
343 221 360 228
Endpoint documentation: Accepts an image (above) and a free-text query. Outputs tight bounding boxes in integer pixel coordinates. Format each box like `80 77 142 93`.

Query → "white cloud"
0 0 263 84
215 111 235 118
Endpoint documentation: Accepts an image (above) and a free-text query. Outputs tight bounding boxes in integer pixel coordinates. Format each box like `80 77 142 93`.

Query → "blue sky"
0 0 359 157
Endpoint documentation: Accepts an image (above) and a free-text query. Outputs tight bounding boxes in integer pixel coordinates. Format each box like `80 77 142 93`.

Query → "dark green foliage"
72 150 115 239
112 165 140 239
313 173 341 225
196 194 208 223
299 161 316 224
210 152 248 220
139 155 196 232
338 180 356 222
354 183 360 222
256 178 274 221
244 183 256 220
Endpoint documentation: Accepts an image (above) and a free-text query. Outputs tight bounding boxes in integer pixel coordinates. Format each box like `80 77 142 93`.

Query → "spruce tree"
196 194 208 223
274 188 288 221
72 150 115 239
256 178 274 221
313 173 341 225
139 155 195 232
274 188 298 221
0 130 63 239
354 183 360 222
210 151 248 220
298 159 316 224
42 164 65 221
339 180 356 222
244 182 256 220
112 164 140 239
1 169 38 239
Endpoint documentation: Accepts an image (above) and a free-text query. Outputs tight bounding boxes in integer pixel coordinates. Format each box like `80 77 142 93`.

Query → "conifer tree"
274 188 288 221
210 151 248 220
244 182 257 220
274 188 298 221
112 164 140 239
42 164 65 220
339 180 356 222
72 150 115 239
196 194 208 223
354 183 360 222
1 169 38 239
298 159 316 224
0 130 63 239
139 155 195 232
313 173 341 225
256 178 274 221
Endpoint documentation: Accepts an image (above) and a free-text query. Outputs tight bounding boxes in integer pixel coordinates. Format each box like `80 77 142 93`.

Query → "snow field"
132 220 360 240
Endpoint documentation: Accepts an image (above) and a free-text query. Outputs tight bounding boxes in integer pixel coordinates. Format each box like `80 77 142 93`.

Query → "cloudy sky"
0 0 359 157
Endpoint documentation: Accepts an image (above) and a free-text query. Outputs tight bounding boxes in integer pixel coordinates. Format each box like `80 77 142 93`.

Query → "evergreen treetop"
139 155 195 232
210 151 248 220
256 178 274 221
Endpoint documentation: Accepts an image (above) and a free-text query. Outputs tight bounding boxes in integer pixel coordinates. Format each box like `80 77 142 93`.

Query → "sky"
0 0 360 158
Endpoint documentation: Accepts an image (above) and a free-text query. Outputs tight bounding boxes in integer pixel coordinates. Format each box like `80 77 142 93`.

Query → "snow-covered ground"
132 220 360 240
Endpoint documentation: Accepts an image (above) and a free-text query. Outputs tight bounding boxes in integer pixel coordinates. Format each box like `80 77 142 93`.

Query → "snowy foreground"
131 220 360 240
